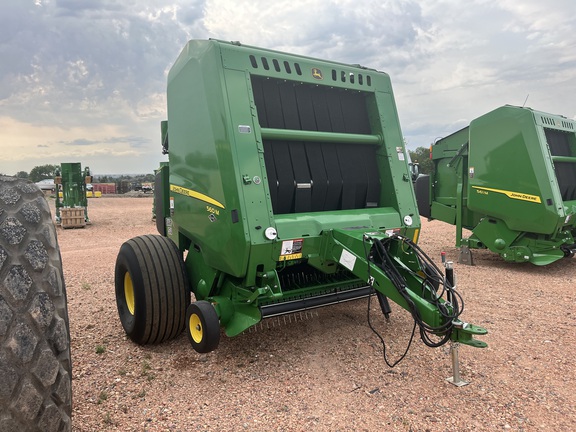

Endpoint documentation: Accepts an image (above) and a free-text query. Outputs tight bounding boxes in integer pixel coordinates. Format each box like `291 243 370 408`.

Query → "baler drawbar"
114 39 486 371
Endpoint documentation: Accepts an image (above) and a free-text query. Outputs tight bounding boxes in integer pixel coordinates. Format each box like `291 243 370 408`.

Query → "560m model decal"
472 186 541 203
170 184 225 209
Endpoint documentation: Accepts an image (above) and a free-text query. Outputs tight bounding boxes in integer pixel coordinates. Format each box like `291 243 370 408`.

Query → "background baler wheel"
114 234 189 345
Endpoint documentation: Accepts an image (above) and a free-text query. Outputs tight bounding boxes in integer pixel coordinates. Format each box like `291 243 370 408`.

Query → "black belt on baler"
547 128 576 202
251 75 381 215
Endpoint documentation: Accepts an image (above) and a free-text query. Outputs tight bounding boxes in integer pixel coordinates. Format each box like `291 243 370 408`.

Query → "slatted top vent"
248 55 372 87
249 54 303 75
541 115 575 130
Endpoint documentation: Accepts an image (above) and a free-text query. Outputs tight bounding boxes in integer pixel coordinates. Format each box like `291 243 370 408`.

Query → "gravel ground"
51 196 576 431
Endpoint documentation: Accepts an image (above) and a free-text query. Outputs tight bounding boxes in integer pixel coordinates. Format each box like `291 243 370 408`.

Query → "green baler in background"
55 162 91 228
416 105 576 265
115 40 486 365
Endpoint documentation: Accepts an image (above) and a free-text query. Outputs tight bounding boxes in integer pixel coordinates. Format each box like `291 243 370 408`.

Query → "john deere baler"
55 162 91 228
115 40 485 359
416 105 576 265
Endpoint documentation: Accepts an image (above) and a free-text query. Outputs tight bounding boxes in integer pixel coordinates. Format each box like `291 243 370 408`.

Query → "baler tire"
186 301 220 353
114 234 189 345
0 176 72 431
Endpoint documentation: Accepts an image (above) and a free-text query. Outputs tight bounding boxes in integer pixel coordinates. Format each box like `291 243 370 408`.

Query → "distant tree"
408 147 434 175
97 175 110 183
29 164 59 182
15 171 29 179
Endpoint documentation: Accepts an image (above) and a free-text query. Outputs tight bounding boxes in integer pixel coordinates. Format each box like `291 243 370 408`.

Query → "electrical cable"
362 233 464 364
363 235 416 367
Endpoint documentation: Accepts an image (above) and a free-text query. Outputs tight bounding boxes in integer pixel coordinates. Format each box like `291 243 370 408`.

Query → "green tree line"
5 164 155 184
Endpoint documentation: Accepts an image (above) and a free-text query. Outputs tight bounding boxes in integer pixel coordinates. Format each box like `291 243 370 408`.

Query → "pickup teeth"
247 311 319 333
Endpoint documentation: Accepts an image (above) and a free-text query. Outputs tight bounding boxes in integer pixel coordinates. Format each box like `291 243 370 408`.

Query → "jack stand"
446 342 469 387
458 245 474 266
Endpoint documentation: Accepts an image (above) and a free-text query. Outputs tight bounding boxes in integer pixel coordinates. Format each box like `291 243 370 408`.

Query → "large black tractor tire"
0 176 72 432
115 234 189 345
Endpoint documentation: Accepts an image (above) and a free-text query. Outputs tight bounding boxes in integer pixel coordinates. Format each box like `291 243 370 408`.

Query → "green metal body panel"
156 39 485 347
424 105 576 265
54 162 90 223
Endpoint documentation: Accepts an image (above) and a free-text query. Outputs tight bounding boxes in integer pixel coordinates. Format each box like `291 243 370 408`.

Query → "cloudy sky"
1 0 575 176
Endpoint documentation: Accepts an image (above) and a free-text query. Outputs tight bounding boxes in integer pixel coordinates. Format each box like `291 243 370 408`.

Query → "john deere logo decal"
472 186 541 203
312 68 323 80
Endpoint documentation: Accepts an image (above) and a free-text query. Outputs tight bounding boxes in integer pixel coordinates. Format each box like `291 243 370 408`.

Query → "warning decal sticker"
279 239 303 261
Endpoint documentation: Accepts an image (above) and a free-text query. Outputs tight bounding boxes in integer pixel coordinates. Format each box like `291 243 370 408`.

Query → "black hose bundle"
363 234 465 366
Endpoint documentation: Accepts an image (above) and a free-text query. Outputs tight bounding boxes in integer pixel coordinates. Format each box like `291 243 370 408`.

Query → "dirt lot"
53 196 575 431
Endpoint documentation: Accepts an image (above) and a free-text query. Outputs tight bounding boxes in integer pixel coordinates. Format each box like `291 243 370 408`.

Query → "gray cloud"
61 135 150 147
1 0 574 174
0 0 205 128
64 138 98 146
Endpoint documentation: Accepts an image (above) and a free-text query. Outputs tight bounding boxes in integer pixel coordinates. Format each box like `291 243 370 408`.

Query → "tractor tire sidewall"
0 176 72 432
114 243 146 342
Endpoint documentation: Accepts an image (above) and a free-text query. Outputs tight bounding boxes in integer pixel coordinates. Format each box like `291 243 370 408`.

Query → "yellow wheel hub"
189 313 203 343
124 272 135 315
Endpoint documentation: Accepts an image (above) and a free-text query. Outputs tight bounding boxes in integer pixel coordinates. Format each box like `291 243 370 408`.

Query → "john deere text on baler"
115 40 486 366
55 162 91 228
416 105 576 265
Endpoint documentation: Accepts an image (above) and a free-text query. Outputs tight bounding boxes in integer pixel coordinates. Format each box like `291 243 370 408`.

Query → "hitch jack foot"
446 342 469 387
458 245 474 266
